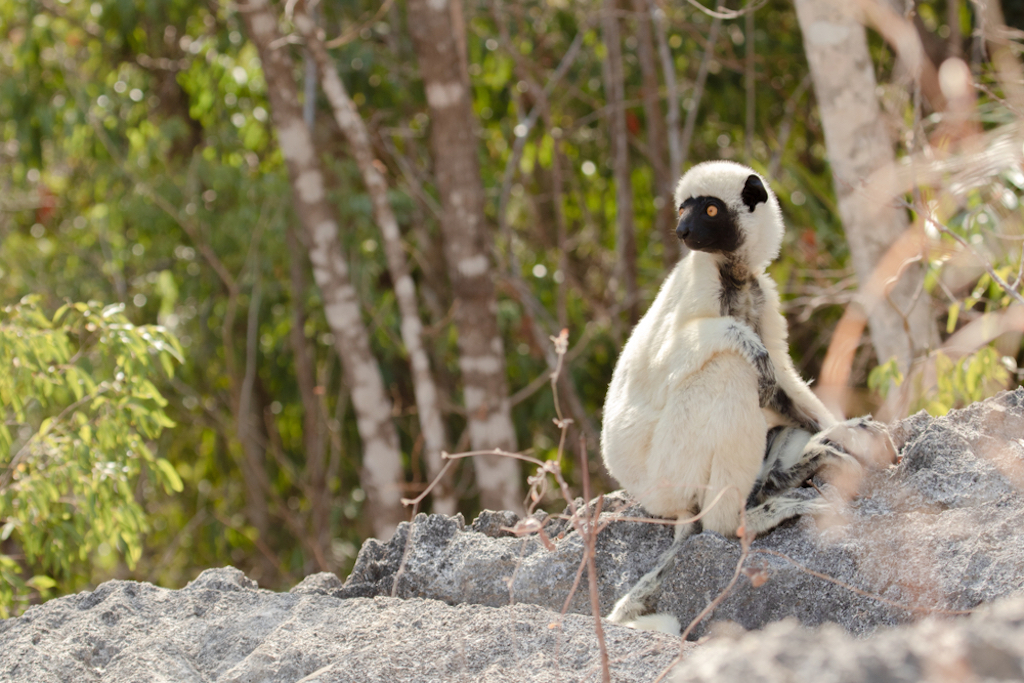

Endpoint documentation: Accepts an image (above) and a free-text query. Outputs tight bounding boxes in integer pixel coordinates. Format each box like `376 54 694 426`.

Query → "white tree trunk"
241 0 406 540
292 2 457 516
407 0 522 513
602 0 640 323
794 0 935 371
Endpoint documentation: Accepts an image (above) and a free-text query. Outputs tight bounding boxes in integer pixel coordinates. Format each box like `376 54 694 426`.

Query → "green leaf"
159 351 175 378
155 458 184 493
26 575 57 590
946 302 960 334
156 270 179 317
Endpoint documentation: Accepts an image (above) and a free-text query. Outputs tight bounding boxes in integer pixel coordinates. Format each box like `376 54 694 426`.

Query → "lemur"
601 161 895 631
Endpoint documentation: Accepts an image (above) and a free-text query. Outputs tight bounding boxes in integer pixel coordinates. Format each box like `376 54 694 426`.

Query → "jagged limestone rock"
3 391 1024 681
0 567 681 682
669 597 1024 682
341 389 1024 638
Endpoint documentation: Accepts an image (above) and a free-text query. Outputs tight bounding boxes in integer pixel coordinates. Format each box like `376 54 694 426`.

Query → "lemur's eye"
678 206 685 218
706 205 718 217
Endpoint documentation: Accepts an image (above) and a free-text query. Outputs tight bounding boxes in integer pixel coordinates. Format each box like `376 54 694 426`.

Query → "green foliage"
0 298 181 617
919 348 1011 417
867 358 904 400
1 0 1020 605
871 346 1013 416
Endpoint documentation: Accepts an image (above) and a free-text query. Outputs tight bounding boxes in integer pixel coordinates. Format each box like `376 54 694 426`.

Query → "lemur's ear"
741 174 769 212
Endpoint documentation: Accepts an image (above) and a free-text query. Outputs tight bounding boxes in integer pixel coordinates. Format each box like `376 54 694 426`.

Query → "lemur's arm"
756 277 838 431
680 316 776 408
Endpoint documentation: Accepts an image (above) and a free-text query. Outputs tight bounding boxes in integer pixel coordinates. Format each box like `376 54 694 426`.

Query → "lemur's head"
673 161 785 273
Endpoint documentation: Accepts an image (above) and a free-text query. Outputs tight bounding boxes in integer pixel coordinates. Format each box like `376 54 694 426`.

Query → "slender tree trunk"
220 263 271 571
550 130 570 330
241 0 405 540
285 226 331 560
947 0 961 58
294 40 331 564
293 1 457 515
650 0 682 183
237 295 270 540
406 0 522 513
633 0 678 266
745 8 755 160
602 0 640 323
794 0 934 371
681 16 722 169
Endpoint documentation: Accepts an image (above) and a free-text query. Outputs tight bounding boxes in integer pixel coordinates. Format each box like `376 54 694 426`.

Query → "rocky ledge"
3 389 1024 682
342 388 1024 637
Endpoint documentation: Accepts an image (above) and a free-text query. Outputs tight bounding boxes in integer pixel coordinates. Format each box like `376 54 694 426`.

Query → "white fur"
602 161 836 538
673 160 784 273
621 613 682 636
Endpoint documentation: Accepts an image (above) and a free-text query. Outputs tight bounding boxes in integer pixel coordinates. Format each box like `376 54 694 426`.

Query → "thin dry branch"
767 73 812 177
493 26 586 246
818 225 929 416
656 0 769 19
322 0 396 48
86 116 238 296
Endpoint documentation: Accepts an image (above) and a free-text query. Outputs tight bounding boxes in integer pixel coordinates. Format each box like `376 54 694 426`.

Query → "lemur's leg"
609 419 893 628
747 427 820 505
744 491 831 536
606 519 697 626
748 425 866 505
820 416 897 469
744 418 894 531
742 426 855 534
766 387 822 433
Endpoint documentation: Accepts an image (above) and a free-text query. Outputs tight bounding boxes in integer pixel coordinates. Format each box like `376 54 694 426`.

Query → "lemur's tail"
605 520 696 634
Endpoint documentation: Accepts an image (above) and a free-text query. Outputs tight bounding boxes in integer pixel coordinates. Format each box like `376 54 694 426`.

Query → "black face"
675 196 743 254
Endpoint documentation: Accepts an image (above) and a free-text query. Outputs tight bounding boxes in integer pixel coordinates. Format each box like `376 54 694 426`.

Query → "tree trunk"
681 16 722 169
241 0 405 541
649 0 682 184
602 0 641 323
793 0 934 371
406 0 522 513
219 257 272 578
745 8 755 160
633 0 679 267
285 225 331 563
238 267 270 551
293 1 457 516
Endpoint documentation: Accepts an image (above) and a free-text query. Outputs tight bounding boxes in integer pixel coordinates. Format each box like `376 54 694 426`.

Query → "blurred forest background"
3 0 1024 614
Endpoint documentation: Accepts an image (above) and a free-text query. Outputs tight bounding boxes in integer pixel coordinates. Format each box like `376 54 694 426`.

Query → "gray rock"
670 596 1024 682
0 566 682 683
341 389 1024 638
290 572 344 596
337 490 665 617
4 391 1024 682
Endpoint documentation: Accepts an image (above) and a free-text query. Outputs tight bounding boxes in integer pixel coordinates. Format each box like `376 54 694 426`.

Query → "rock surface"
3 390 1024 682
341 389 1024 638
671 596 1024 682
0 567 683 682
